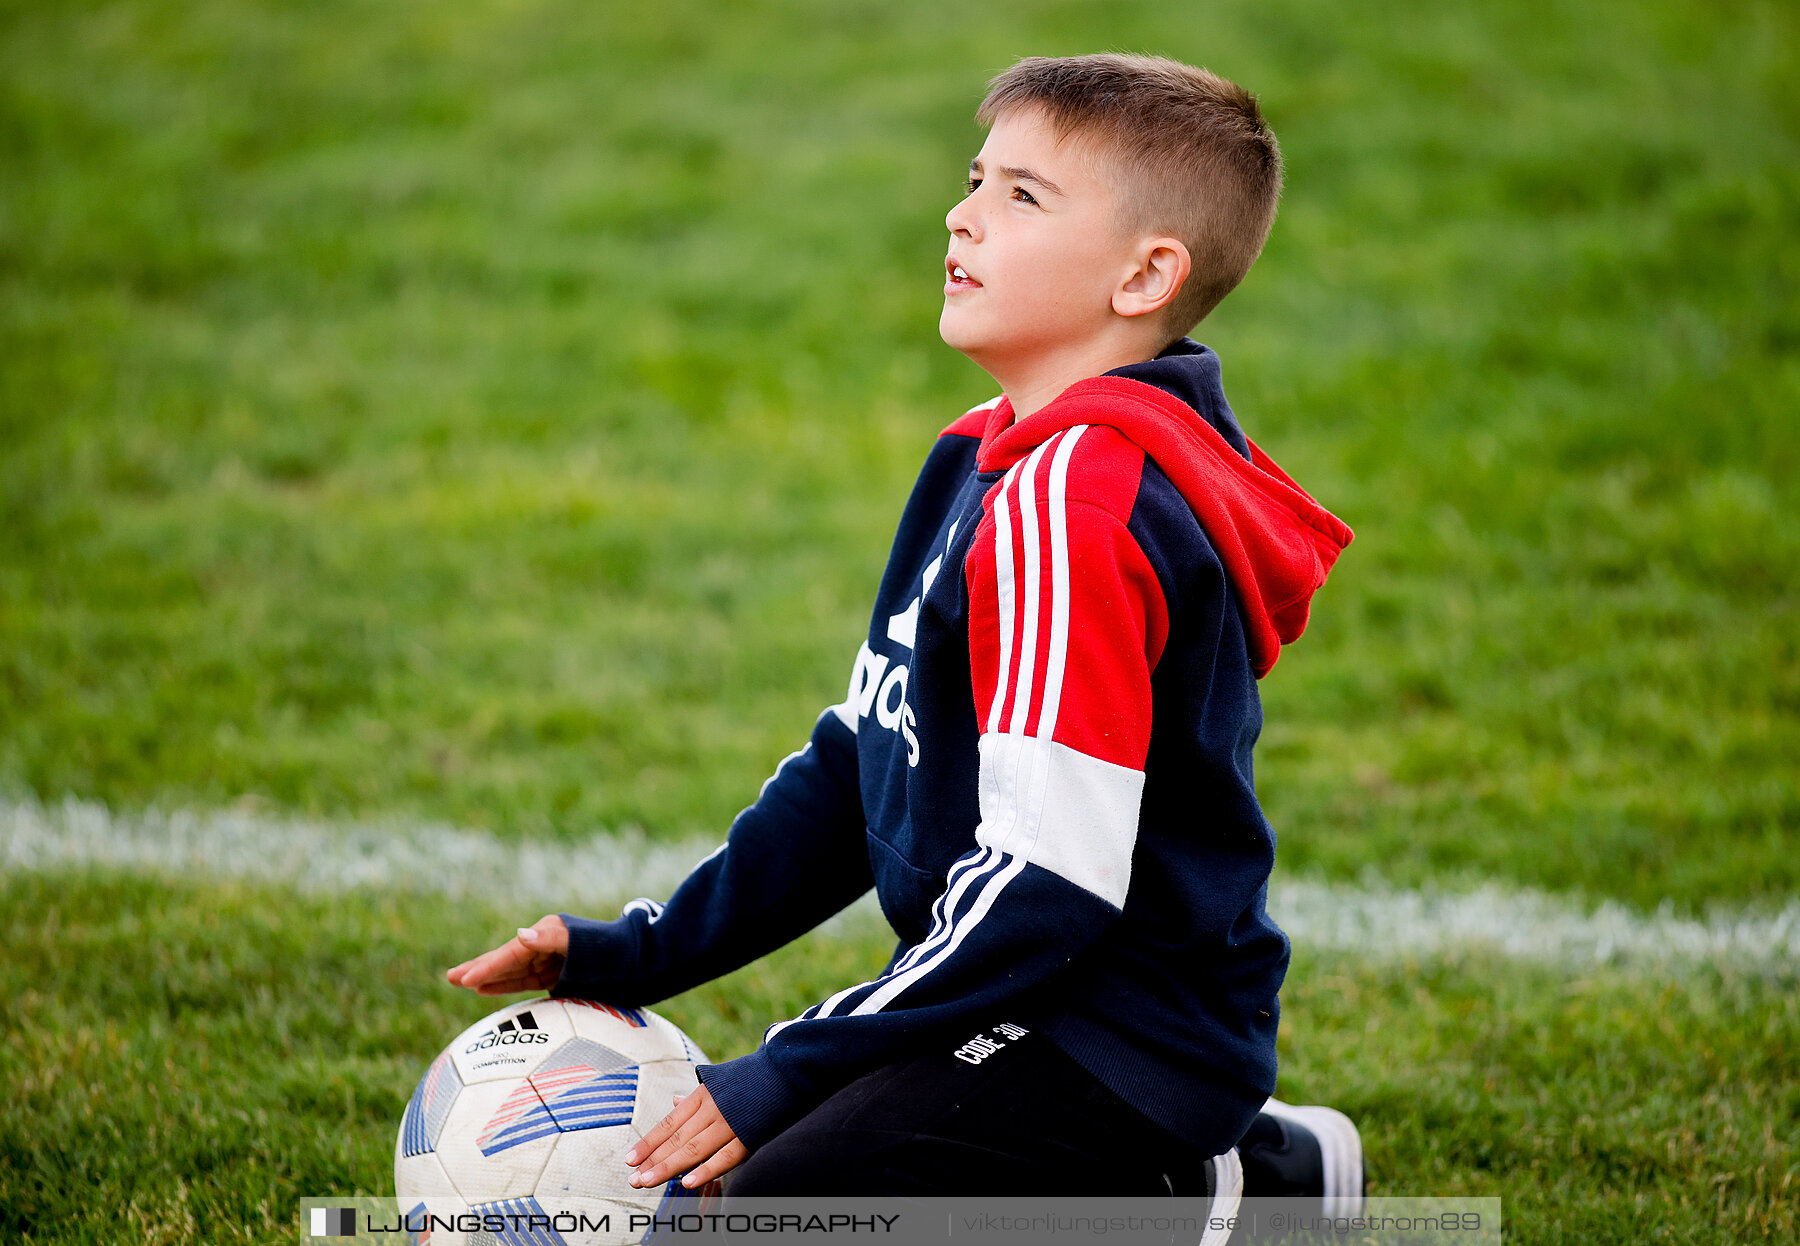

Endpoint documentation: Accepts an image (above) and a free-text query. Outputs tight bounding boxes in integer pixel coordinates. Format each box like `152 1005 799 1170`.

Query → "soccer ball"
395 997 723 1245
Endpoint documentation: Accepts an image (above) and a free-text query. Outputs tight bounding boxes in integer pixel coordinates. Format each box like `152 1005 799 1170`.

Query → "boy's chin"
937 312 998 364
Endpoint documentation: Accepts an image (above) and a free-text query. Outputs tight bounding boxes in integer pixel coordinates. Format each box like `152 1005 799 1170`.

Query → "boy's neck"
988 335 1167 420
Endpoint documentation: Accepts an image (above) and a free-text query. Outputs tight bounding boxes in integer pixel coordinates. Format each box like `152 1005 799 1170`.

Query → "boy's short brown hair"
976 53 1282 335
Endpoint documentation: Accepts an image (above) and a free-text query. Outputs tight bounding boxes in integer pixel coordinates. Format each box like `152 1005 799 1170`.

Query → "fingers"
626 1087 704 1167
446 938 523 986
446 921 564 992
518 914 570 956
469 970 557 996
628 1117 740 1189
675 1137 749 1189
624 1086 747 1189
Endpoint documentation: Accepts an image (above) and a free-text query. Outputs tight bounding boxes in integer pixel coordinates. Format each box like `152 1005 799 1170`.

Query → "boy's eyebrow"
968 158 1064 198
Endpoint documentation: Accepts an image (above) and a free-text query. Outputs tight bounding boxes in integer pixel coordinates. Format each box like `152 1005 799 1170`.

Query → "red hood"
975 375 1353 678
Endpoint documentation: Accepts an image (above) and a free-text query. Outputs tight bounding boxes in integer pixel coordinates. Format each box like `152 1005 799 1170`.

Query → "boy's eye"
962 175 1037 206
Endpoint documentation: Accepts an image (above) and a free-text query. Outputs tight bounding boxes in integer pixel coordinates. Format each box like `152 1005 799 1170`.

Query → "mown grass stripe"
4 795 1795 971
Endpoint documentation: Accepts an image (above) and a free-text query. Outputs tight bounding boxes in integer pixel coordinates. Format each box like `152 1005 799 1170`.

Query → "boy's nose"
944 195 980 240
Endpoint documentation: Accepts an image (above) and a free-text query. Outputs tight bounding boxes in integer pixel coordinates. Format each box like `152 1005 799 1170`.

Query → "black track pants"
724 1021 1220 1197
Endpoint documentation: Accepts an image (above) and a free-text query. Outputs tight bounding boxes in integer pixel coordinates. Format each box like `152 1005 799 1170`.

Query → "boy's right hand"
445 915 569 995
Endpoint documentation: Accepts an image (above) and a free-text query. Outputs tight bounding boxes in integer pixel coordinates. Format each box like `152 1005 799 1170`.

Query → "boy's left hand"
445 915 568 995
625 1086 748 1190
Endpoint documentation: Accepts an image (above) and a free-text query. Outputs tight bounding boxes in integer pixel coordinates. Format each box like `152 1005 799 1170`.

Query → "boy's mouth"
944 257 981 292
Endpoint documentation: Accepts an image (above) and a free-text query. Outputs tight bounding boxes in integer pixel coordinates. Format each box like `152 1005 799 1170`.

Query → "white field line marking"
0 793 739 920
4 795 1797 970
1272 875 1798 971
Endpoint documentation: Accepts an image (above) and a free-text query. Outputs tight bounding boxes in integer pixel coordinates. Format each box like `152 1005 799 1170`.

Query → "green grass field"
2 0 1796 1241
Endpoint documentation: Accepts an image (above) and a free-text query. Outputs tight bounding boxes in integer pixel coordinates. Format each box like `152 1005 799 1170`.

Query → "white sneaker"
1246 1098 1365 1218
1199 1147 1243 1246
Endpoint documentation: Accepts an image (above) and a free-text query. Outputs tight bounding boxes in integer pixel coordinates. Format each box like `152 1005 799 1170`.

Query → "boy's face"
939 108 1141 379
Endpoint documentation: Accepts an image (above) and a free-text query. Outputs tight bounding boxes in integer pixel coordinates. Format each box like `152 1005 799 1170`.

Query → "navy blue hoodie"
553 340 1352 1156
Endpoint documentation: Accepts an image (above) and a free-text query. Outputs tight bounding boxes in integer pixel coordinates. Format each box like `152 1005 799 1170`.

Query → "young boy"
449 53 1358 1203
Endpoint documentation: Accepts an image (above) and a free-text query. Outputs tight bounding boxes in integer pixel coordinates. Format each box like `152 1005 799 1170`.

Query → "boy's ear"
1113 237 1191 320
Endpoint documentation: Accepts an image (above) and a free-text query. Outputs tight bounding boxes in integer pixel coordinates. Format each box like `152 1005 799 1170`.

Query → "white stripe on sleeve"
1007 439 1055 736
1036 425 1087 741
986 461 1021 734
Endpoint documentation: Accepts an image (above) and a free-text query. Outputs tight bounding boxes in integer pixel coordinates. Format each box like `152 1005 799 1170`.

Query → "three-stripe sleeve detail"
764 426 1148 1038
